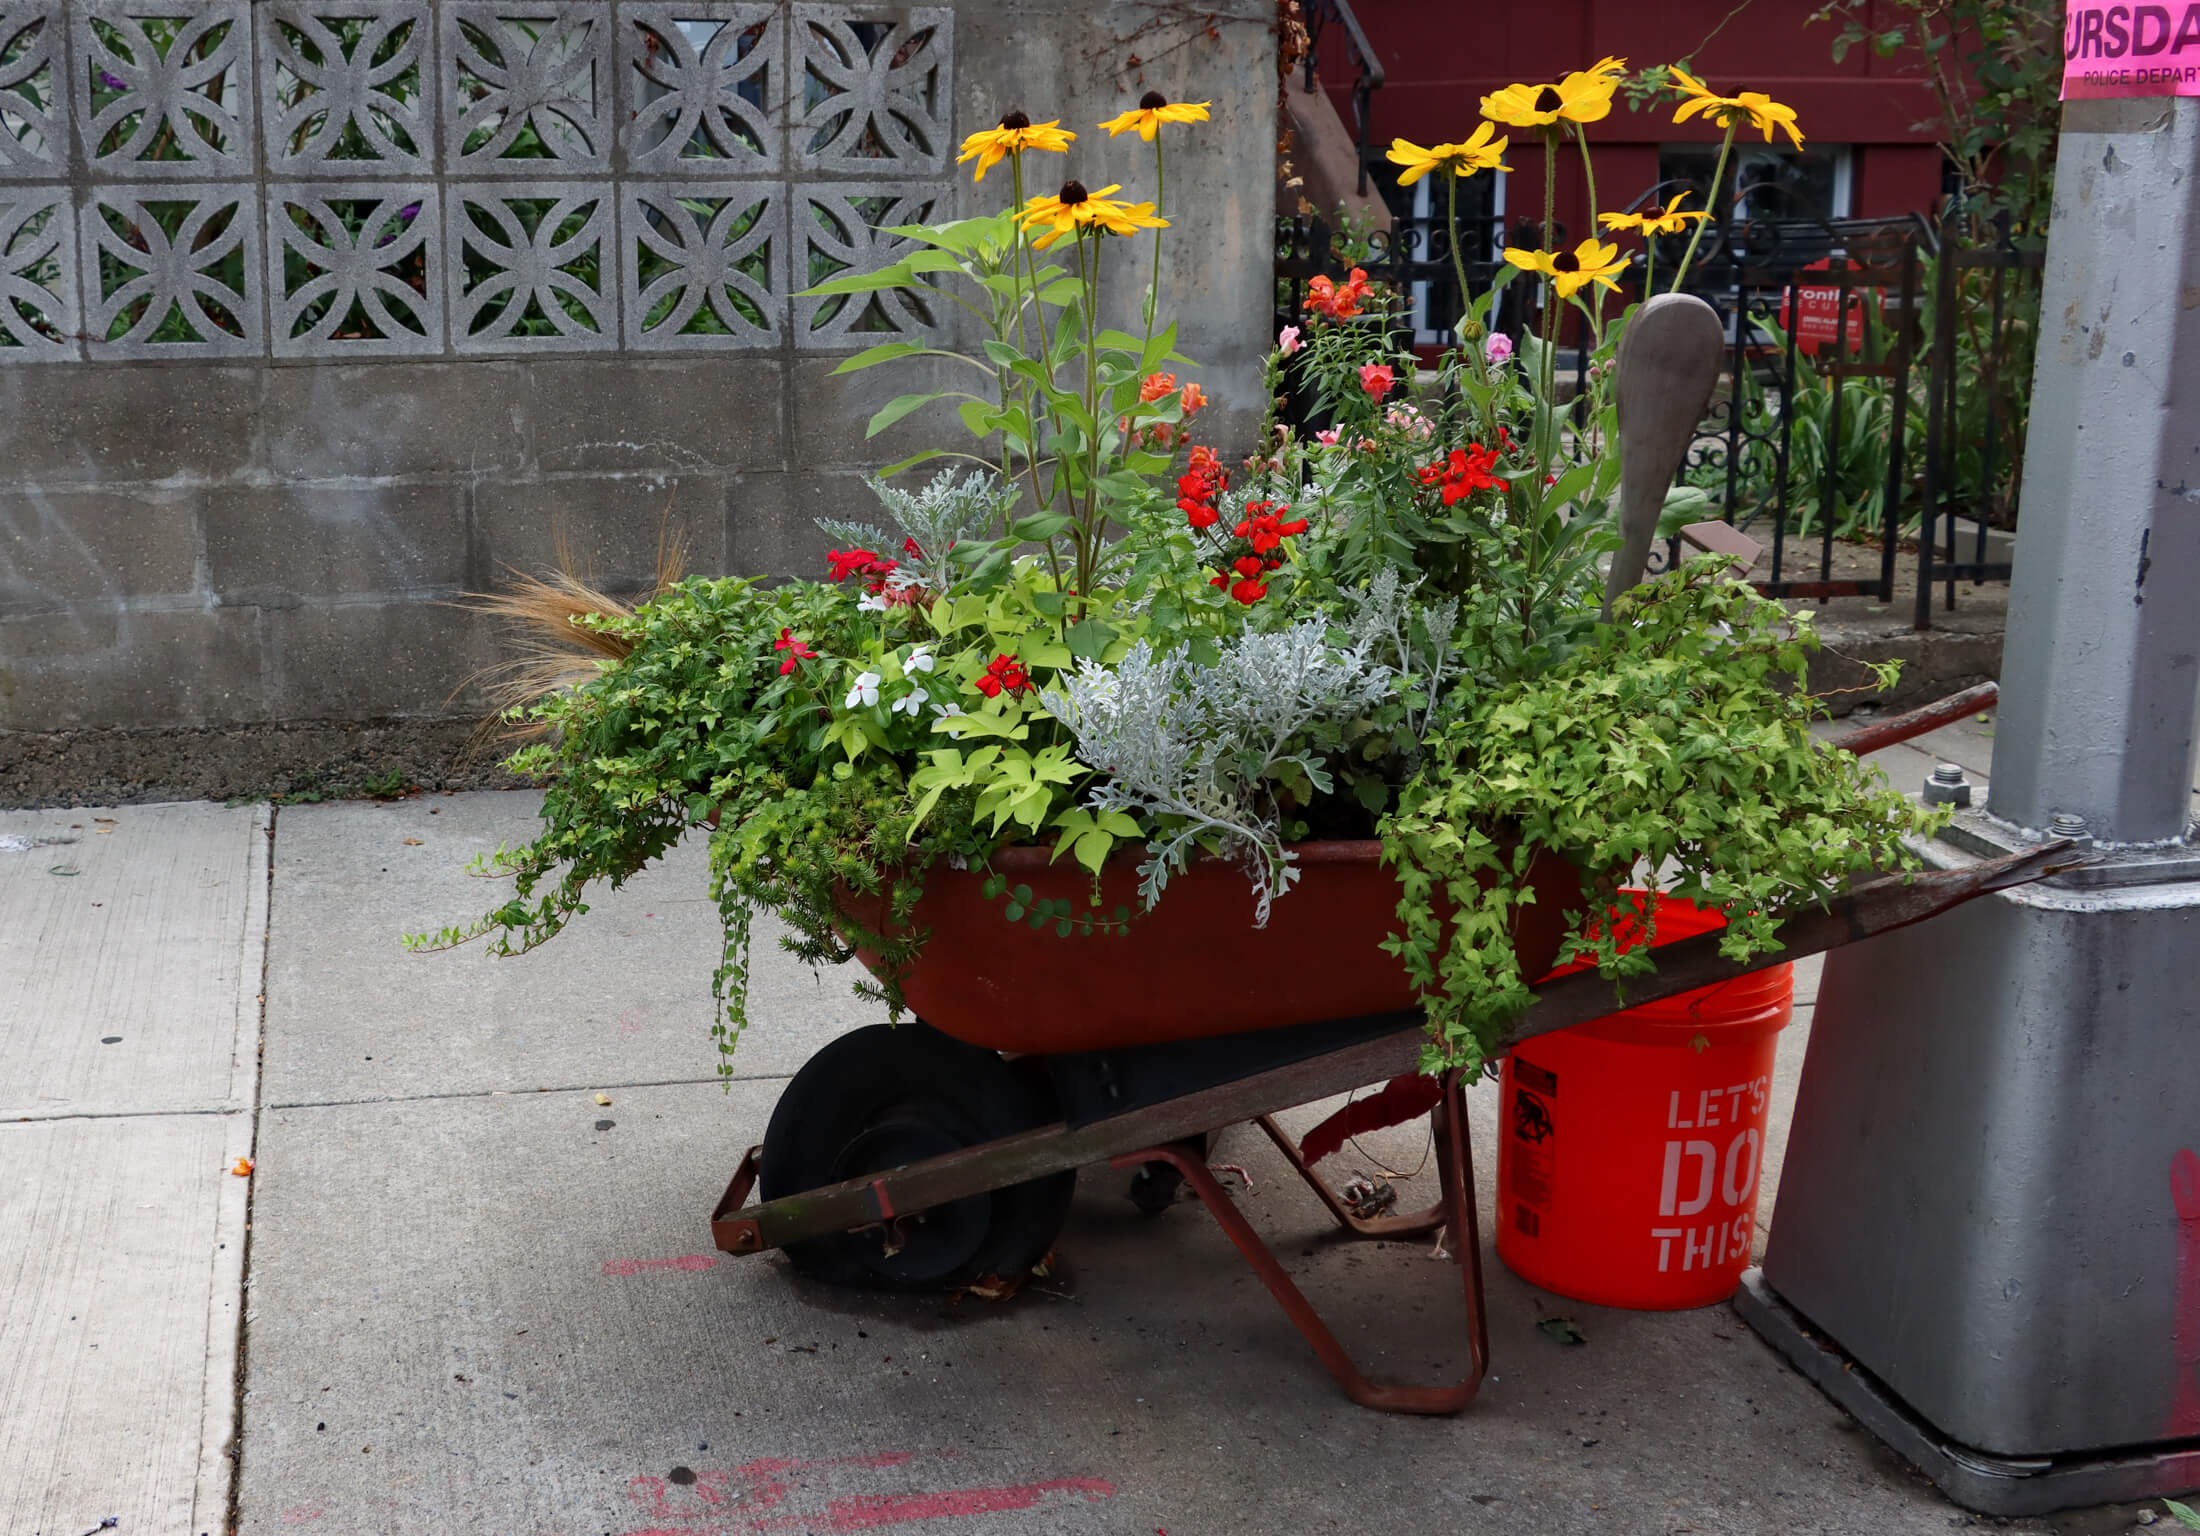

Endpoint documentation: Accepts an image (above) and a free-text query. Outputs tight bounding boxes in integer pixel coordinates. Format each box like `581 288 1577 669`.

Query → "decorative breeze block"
0 186 77 357
622 179 782 348
794 180 943 348
620 2 780 175
80 181 259 355
0 3 66 176
447 185 613 351
443 2 609 174
267 179 441 355
791 4 949 175
75 0 253 177
259 0 433 174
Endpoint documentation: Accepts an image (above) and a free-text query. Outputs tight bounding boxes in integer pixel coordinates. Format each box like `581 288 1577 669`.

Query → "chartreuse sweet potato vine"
1381 560 1947 1076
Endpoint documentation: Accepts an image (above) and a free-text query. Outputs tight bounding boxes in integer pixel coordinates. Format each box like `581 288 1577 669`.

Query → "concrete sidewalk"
0 717 2172 1536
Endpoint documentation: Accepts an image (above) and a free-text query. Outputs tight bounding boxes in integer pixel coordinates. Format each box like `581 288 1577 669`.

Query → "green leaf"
980 338 1026 369
831 339 930 375
1009 511 1074 542
956 399 998 437
797 262 914 298
1064 617 1117 660
877 448 948 477
867 392 943 438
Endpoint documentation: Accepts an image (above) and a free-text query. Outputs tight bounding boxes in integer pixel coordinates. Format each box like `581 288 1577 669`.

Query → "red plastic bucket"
1496 893 1793 1309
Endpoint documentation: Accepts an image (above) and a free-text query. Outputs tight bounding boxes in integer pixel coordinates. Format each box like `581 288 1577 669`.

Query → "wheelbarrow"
709 684 2055 1414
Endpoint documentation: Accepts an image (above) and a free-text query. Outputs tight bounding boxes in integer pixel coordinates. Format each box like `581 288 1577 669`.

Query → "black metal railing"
1272 197 2038 630
1299 0 1384 196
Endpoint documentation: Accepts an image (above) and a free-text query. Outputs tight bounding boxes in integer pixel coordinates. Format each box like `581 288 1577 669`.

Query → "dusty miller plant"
814 468 1020 597
1042 624 1394 923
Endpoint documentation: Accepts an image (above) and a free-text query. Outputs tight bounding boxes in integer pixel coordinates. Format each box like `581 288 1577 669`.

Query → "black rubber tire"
759 1023 1076 1292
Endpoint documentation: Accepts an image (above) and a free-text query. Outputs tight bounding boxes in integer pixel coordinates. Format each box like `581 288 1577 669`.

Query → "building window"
1658 143 1853 222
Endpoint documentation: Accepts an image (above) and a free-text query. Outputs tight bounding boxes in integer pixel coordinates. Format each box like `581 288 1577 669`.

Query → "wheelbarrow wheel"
759 1023 1075 1292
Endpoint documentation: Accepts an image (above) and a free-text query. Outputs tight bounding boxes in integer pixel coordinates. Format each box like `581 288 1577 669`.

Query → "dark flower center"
999 109 1031 130
1139 90 1168 110
1060 180 1089 205
1534 85 1564 112
1552 252 1580 271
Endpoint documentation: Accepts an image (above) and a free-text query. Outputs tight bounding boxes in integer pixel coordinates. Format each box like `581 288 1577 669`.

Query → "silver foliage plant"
815 468 1018 597
1346 565 1460 743
1042 623 1395 926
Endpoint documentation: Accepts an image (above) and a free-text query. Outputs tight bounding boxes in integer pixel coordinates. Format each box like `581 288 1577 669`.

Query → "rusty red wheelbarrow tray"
709 685 2065 1415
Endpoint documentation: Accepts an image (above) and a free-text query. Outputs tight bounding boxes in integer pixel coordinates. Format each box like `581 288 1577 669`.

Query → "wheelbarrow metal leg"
1110 1071 1488 1415
1253 1111 1448 1240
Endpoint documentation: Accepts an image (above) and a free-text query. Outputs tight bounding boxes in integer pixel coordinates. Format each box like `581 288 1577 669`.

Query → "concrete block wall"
0 0 1276 787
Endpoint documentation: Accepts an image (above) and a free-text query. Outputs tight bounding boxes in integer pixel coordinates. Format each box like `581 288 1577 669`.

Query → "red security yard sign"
1778 260 1880 356
2063 1 2200 97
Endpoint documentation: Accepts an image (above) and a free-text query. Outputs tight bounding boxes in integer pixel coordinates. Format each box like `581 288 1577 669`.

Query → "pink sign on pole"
2063 2 2200 97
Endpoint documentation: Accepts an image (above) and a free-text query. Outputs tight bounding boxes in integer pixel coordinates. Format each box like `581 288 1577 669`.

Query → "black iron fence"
1273 201 2044 631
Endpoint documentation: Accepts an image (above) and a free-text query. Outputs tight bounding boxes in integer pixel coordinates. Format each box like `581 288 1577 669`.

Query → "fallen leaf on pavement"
594 1093 612 1106
231 1158 254 1177
1538 1315 1587 1346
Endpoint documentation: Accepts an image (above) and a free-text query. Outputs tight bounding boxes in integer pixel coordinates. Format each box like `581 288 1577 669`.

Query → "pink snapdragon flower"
1485 332 1515 364
1278 324 1302 355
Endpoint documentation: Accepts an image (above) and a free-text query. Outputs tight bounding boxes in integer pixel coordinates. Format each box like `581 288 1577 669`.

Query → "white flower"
905 643 936 673
931 700 965 718
892 687 929 715
845 671 881 708
856 593 888 613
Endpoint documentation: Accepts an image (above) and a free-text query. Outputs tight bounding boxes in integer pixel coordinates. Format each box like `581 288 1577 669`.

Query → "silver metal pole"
1989 96 2200 843
1735 96 2200 1517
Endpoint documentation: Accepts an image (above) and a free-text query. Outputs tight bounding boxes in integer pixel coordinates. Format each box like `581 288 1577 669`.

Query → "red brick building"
1316 0 1947 243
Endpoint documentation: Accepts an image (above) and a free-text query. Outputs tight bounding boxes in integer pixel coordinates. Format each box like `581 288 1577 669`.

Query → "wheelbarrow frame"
709 686 2065 1413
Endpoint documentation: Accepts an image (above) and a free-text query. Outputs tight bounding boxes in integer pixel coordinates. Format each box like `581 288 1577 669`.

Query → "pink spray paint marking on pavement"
602 1254 720 1276
2169 1147 2200 1437
621 1451 1114 1534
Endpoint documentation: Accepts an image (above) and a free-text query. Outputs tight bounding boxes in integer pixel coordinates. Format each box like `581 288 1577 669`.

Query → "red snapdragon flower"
973 652 1034 698
1232 499 1310 554
1303 267 1370 322
1419 445 1505 506
1358 363 1395 401
773 628 817 675
1139 370 1178 403
1178 456 1228 531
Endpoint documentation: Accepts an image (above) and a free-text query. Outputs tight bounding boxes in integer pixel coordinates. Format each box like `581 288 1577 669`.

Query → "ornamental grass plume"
464 515 688 737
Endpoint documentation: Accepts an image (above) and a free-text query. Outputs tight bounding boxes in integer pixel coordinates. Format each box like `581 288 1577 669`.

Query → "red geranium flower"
1230 577 1269 604
974 652 1034 698
1418 445 1505 506
827 547 881 582
773 628 817 675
